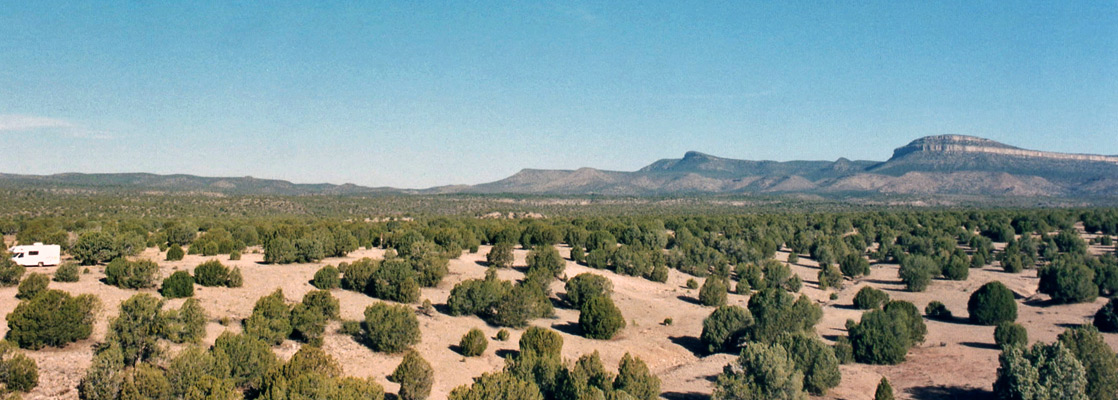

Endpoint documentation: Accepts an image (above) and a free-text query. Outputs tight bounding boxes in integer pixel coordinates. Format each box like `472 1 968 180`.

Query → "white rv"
8 243 61 267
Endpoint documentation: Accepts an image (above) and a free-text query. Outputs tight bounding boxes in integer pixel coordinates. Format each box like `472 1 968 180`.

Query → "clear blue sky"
1 2 1115 188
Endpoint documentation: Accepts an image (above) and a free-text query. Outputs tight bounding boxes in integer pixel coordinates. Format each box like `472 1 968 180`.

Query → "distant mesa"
1 135 1115 198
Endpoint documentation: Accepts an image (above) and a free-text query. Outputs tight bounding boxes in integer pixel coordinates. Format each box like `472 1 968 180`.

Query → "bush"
227 267 243 288
586 249 611 269
701 305 754 354
368 259 421 303
968 281 1017 325
108 293 165 365
15 272 48 300
159 270 194 299
647 264 670 283
312 265 341 289
449 371 543 400
526 245 564 278
291 290 339 345
685 278 698 289
565 273 613 309
519 326 563 358
994 342 1087 400
833 336 853 364
104 258 160 289
712 342 805 400
746 288 822 343
212 332 279 391
884 300 926 344
243 289 292 345
0 255 24 287
228 250 241 261
193 260 234 287
1039 256 1098 304
460 328 488 357
775 332 841 395
898 255 935 292
839 253 870 278
614 353 661 400
390 350 434 400
1058 326 1118 400
924 301 953 321
852 286 889 310
849 309 912 365
1094 298 1118 333
72 231 118 265
787 253 799 264
54 262 80 282
165 245 185 261
818 264 843 290
487 243 514 268
874 377 893 400
6 289 98 349
447 271 511 317
163 298 206 344
0 341 39 393
579 296 626 340
496 329 510 341
361 302 420 353
994 321 1028 348
698 276 729 307
942 255 969 281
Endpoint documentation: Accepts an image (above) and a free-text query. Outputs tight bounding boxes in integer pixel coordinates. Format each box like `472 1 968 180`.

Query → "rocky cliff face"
890 135 1118 164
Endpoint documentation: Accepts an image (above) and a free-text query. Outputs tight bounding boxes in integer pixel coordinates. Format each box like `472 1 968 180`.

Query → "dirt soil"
1 239 1115 400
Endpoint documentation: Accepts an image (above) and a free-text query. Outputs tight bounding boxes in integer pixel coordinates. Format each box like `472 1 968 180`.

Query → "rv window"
29 251 39 256
14 253 22 258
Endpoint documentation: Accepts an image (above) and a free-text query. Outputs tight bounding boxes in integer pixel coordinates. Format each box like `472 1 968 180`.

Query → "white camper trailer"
8 243 61 267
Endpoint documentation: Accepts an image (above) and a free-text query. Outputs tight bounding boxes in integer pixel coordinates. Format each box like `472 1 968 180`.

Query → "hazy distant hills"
2 135 1116 198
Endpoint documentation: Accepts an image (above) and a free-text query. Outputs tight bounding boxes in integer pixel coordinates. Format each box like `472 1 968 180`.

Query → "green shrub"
884 300 926 344
312 265 341 289
496 329 510 341
460 328 488 357
165 245 185 261
994 321 1028 348
647 264 670 283
163 298 206 344
519 326 563 358
787 252 799 264
491 283 552 328
0 341 39 393
698 276 729 307
227 267 243 288
701 305 753 354
746 288 822 343
898 255 935 292
685 278 698 289
565 273 613 309
942 255 969 281
775 332 841 395
526 245 564 278
839 253 870 278
389 349 434 400
243 289 292 345
6 289 98 349
228 250 241 261
53 262 80 282
361 302 420 353
1057 326 1118 400
849 309 912 365
833 336 853 365
212 332 279 391
107 293 166 365
104 258 160 289
712 342 805 400
292 290 339 346
1039 256 1098 304
368 259 421 303
15 272 48 300
0 254 25 286
874 377 893 400
614 353 661 400
968 281 1017 325
818 264 843 290
449 371 543 400
447 271 511 317
72 231 118 265
586 249 611 269
78 344 124 400
852 286 889 310
924 301 953 321
1094 298 1118 333
160 270 194 298
579 296 626 340
993 342 1087 400
193 260 233 287
487 243 514 268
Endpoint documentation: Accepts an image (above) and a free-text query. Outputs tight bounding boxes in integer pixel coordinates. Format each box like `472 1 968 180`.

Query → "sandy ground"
0 238 1115 399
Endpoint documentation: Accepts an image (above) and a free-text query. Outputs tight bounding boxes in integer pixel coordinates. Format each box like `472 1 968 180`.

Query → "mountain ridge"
1 135 1115 198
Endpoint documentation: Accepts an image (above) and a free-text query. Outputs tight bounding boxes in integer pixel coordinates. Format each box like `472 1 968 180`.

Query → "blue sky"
1 2 1115 188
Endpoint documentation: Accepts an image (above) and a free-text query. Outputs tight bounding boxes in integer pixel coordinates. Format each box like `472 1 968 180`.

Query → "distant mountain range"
2 135 1117 198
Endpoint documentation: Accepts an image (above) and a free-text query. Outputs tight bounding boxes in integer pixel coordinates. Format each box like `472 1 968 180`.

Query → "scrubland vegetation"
0 191 1116 399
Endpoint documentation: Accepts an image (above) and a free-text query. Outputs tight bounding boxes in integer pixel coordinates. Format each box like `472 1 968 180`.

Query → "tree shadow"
448 344 465 355
1024 298 1058 307
676 295 703 306
862 278 900 286
668 336 707 357
830 303 861 310
551 321 583 336
474 260 489 267
959 341 1000 350
1056 322 1088 329
662 391 709 400
495 349 518 359
905 385 992 400
433 303 453 315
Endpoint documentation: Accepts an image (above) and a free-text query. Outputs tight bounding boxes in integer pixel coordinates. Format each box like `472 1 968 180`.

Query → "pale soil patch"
1 240 1116 399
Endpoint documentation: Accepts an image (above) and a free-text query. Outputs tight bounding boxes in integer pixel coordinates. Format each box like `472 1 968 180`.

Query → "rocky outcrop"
890 135 1118 164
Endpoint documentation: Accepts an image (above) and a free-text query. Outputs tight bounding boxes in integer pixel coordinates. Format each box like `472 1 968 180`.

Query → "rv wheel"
37 262 43 267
